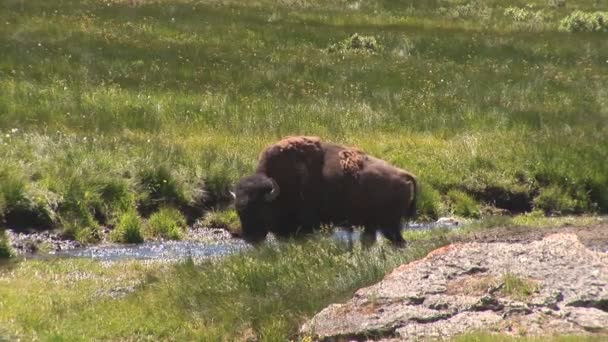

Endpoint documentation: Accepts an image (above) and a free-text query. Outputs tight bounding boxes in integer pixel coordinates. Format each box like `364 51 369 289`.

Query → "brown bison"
233 136 417 246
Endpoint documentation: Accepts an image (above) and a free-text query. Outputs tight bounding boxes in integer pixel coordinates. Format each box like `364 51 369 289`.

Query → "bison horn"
264 179 280 202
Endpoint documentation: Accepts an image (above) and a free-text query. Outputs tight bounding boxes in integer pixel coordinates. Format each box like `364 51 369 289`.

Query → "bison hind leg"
381 226 406 248
361 227 377 249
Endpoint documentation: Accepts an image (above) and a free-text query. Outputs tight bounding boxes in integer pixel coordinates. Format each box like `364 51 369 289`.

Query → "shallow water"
51 239 250 262
49 221 460 262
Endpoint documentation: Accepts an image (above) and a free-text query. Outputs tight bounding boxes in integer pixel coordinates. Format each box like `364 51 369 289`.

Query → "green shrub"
328 33 381 54
0 228 13 259
110 210 144 243
201 209 240 234
447 190 480 218
559 11 608 32
416 184 443 221
146 207 187 240
533 185 581 214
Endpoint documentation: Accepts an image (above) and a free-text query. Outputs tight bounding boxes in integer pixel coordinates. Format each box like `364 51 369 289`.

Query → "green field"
1 0 607 240
1 0 608 339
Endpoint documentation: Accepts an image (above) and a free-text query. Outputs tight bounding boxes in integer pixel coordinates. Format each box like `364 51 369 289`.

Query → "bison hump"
270 136 322 154
338 148 366 176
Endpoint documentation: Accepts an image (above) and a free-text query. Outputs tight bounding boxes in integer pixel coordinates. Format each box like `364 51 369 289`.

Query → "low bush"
447 190 480 218
110 210 144 243
559 11 608 32
146 207 187 240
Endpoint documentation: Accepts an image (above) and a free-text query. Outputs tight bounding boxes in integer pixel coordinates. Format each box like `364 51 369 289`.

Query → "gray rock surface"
301 233 608 341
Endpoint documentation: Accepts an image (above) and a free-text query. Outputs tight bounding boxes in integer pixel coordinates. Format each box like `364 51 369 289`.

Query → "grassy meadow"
1 0 608 340
1 0 607 241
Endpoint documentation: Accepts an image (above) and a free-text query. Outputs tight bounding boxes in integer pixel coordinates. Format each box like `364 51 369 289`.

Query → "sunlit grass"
1 0 607 236
0 236 445 340
1 212 605 340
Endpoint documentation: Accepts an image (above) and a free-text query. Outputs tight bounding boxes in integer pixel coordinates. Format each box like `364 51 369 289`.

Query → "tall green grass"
1 0 607 236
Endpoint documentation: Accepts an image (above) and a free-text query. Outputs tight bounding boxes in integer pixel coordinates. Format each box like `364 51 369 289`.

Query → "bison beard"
234 136 417 247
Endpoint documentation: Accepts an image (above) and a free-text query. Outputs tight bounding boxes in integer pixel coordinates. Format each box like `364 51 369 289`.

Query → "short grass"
1 0 608 238
0 235 444 341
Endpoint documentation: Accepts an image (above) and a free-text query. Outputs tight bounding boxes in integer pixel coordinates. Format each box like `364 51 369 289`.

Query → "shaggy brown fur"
234 136 418 247
273 136 321 153
338 148 367 176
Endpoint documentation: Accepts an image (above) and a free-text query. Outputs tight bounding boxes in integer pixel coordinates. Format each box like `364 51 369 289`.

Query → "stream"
28 220 462 262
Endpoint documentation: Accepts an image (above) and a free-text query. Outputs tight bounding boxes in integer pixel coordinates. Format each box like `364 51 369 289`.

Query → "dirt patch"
451 224 608 252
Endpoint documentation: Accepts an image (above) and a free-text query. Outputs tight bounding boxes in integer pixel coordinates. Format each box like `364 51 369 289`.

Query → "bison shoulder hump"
267 136 323 155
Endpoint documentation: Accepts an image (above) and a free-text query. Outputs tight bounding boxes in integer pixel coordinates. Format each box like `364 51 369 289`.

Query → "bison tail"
408 176 418 220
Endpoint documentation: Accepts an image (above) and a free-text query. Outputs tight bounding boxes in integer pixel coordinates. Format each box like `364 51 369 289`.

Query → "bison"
233 136 417 247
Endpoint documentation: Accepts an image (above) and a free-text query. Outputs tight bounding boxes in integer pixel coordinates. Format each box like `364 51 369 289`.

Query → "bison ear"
264 179 280 202
230 191 236 199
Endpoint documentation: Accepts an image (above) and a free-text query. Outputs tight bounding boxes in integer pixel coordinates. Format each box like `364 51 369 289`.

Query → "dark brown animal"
233 136 417 246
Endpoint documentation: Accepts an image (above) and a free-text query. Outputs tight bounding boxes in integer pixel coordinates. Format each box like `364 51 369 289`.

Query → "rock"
6 229 83 255
301 233 608 340
435 217 461 227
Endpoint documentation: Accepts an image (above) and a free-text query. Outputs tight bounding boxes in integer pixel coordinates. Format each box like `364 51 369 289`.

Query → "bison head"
233 174 280 244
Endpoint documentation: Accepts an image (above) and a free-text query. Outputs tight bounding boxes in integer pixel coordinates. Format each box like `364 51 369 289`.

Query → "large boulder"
301 233 608 341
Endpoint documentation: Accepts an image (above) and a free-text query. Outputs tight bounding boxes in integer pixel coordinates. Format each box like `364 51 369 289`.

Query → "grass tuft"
416 183 444 221
0 228 13 258
448 190 480 218
146 207 187 240
138 165 188 214
201 209 241 234
110 210 144 243
500 272 540 301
